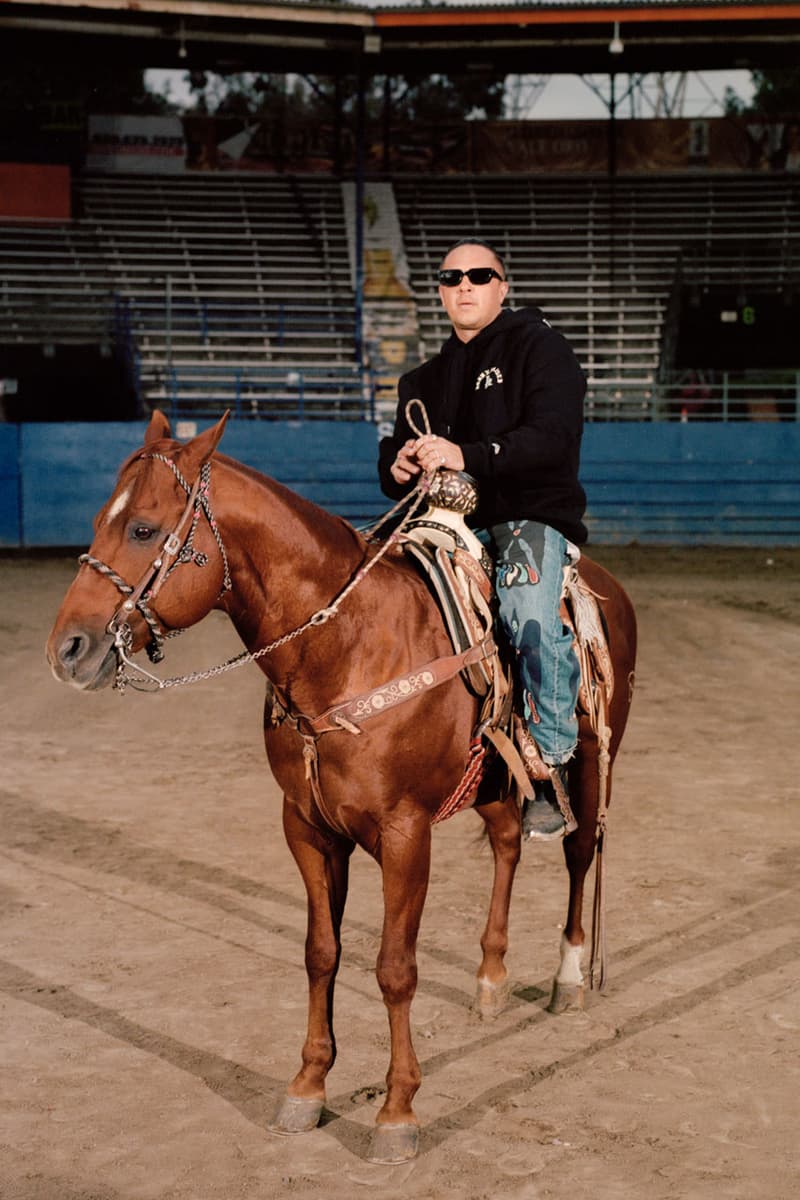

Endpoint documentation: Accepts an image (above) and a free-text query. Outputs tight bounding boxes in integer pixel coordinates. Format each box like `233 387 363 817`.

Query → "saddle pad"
403 540 493 696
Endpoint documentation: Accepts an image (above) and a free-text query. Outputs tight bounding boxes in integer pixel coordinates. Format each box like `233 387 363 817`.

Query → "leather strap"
107 473 202 636
482 725 535 802
305 639 497 735
452 546 493 604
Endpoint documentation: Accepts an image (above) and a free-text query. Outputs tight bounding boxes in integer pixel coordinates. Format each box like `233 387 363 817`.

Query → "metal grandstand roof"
372 0 800 8
1 0 799 75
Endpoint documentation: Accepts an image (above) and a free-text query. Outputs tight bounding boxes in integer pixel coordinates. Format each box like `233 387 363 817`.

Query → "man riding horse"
379 237 587 841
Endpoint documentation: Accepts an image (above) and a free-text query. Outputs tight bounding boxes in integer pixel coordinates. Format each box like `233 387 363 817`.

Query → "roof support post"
354 59 367 368
608 71 617 296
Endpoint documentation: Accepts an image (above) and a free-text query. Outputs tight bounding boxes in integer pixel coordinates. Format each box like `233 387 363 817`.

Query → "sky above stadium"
520 71 754 118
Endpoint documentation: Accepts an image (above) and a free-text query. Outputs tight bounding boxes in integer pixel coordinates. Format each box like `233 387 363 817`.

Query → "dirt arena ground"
2 547 799 1200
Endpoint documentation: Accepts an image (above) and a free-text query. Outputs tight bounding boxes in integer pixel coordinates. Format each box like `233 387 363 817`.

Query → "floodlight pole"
608 72 618 179
354 61 366 369
608 72 617 295
383 74 392 173
165 272 173 380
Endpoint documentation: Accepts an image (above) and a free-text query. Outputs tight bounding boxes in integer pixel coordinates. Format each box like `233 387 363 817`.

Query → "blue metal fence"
1 420 798 548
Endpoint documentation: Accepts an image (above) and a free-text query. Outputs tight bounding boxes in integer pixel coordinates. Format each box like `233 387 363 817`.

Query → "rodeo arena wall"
1 109 800 548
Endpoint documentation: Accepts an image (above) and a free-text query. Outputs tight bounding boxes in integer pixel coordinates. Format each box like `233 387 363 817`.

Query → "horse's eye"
132 525 156 542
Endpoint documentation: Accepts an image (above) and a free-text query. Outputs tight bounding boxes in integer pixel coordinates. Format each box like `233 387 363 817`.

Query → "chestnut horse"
46 411 636 1164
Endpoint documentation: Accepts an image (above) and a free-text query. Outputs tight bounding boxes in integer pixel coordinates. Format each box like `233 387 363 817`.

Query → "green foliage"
176 72 295 118
724 68 800 116
389 74 506 122
723 86 747 117
165 70 505 123
750 67 800 116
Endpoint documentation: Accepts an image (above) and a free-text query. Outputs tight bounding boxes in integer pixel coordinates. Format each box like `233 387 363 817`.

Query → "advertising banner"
86 115 186 174
82 115 800 177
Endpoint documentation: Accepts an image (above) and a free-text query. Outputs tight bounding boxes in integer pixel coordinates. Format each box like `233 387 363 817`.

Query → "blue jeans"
489 520 580 766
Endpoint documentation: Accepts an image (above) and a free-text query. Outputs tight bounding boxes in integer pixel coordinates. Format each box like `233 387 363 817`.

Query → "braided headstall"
80 453 231 689
75 400 443 696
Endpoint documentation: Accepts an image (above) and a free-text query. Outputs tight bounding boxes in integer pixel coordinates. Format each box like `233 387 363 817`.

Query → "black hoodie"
378 307 588 544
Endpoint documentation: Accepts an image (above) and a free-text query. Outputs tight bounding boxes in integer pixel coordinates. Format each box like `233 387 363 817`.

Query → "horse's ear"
144 409 172 445
177 410 230 477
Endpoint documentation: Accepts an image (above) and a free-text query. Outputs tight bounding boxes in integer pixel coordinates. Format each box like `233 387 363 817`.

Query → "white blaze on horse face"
104 485 132 525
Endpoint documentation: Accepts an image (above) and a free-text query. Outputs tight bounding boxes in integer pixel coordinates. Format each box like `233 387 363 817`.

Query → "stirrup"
522 767 578 841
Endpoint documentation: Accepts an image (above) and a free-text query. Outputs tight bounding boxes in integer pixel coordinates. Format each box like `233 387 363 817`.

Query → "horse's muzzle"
46 626 118 691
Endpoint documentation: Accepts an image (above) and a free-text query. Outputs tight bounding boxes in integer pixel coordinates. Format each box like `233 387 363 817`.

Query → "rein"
88 444 437 693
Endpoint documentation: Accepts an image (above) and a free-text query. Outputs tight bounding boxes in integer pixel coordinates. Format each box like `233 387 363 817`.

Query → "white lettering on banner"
86 115 187 174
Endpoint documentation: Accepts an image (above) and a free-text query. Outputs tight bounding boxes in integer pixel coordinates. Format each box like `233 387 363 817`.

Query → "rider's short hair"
439 238 507 278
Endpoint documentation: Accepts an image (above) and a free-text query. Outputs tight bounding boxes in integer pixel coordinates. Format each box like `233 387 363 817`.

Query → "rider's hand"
390 440 422 485
413 434 465 474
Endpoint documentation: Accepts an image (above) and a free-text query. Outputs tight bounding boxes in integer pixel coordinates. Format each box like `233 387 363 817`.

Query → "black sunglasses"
437 267 505 287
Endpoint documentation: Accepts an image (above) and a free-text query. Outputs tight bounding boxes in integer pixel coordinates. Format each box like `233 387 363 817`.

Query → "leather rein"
81 454 495 745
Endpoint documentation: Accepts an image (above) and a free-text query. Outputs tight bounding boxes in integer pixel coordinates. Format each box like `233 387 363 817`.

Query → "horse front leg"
269 798 354 1136
367 812 432 1165
474 790 521 1018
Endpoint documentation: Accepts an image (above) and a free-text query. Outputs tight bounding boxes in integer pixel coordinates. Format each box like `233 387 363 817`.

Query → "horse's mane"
212 449 371 555
107 437 371 564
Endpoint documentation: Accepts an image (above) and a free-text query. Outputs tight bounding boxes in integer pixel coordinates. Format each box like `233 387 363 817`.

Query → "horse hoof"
474 974 510 1019
548 980 585 1014
366 1122 420 1164
267 1093 324 1135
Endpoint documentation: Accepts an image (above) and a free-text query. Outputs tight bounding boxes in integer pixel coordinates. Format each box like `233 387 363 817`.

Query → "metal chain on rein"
114 402 437 693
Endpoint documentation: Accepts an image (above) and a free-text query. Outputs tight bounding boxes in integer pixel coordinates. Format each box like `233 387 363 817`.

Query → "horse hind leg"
474 789 521 1019
550 930 587 1015
269 799 354 1137
549 749 606 1015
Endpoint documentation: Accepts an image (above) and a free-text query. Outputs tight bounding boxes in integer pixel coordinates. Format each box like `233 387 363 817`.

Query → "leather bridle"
80 453 231 676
